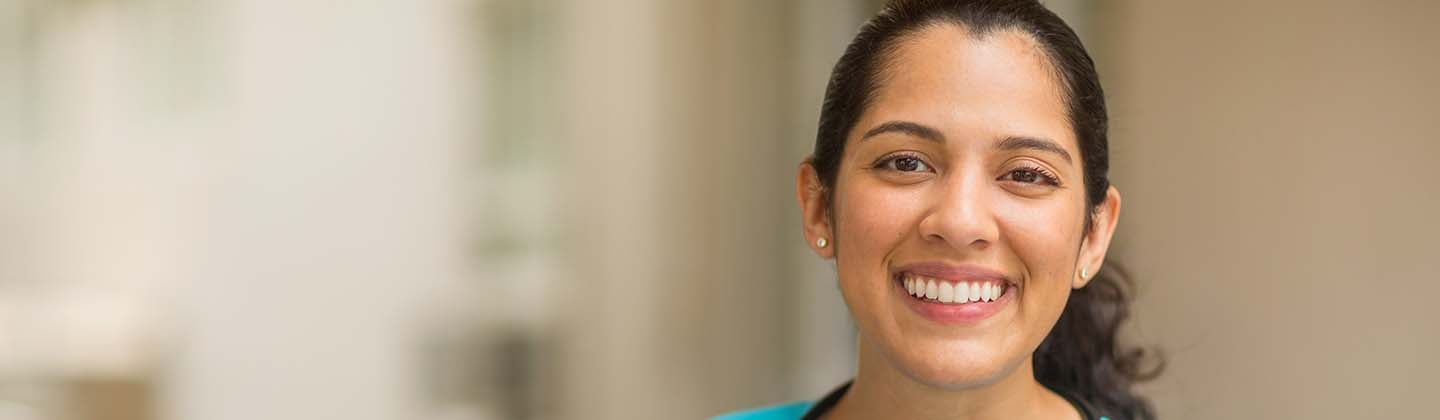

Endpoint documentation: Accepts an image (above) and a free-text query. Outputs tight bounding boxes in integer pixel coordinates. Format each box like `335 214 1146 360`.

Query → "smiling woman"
714 1 1158 420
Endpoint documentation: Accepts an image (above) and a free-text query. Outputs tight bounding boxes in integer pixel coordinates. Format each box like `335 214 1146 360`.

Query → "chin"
888 337 1025 390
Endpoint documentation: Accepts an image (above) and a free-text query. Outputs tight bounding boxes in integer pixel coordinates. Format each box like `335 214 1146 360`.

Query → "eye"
1001 165 1061 186
875 153 933 173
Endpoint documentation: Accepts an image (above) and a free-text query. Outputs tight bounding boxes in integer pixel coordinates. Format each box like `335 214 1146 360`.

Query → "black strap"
799 381 850 420
1050 385 1103 420
798 380 1103 420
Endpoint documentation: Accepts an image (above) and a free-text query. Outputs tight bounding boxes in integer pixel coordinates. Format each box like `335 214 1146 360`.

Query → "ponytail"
1034 263 1163 420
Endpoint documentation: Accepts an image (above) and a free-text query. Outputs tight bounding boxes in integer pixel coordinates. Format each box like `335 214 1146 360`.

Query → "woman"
715 1 1158 419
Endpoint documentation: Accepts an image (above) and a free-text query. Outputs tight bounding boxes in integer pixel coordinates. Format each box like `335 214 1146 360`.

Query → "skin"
796 25 1122 420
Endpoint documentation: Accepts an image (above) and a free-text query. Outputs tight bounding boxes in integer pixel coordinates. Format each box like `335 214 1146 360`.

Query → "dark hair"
811 0 1160 418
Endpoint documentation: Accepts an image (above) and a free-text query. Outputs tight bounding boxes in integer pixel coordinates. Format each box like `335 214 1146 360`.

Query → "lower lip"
896 276 1014 324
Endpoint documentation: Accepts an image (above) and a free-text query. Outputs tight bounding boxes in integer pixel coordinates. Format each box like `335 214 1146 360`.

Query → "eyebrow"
996 135 1073 164
860 121 946 143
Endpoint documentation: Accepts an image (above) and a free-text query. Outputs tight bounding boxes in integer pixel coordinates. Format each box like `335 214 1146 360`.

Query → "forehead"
861 25 1073 149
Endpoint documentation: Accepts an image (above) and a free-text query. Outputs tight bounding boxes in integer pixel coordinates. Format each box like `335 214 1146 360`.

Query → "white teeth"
902 275 1008 304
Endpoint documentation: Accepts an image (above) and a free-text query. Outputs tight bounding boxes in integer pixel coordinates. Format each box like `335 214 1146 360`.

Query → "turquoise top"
712 380 1108 420
710 400 1111 420
709 402 814 420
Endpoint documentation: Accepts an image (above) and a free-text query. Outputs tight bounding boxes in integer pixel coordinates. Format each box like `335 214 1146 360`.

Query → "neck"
826 339 1078 420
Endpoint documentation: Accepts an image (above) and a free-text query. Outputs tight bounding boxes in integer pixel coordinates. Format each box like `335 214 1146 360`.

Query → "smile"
891 262 1016 324
901 274 1008 304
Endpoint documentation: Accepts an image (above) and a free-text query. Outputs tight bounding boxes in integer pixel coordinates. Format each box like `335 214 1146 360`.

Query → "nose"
917 169 999 251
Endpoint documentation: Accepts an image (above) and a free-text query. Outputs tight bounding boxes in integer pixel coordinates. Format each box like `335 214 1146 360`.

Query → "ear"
1075 185 1121 289
796 160 835 259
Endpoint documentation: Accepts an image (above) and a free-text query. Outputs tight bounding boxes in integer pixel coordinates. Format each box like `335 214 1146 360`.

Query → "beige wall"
555 1 869 418
1101 1 1440 418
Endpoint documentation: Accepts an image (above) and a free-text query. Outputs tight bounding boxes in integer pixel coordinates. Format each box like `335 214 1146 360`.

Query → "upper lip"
892 261 1012 284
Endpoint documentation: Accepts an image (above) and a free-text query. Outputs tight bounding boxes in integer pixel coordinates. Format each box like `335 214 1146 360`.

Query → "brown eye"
1011 169 1039 183
877 154 932 173
894 157 922 172
1001 166 1060 186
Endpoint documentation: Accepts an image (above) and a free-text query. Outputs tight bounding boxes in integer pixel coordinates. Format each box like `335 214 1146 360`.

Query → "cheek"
994 195 1085 297
833 178 928 257
996 196 1083 251
830 178 930 316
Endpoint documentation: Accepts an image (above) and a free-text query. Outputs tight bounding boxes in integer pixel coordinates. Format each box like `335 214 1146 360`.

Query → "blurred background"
1 0 1437 419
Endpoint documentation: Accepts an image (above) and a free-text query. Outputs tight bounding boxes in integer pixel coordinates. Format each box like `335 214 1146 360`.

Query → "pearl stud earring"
816 238 828 248
1080 267 1089 279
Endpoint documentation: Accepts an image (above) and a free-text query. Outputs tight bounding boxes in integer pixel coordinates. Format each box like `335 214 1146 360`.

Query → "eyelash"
1003 164 1062 186
872 152 932 173
873 153 1062 186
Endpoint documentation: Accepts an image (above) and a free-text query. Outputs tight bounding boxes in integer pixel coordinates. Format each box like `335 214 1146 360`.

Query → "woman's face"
799 26 1120 388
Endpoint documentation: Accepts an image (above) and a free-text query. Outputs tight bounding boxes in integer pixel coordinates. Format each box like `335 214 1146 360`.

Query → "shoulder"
709 401 814 420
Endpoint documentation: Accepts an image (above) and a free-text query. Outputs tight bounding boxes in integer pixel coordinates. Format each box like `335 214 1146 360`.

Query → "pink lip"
892 262 1015 325
894 262 1009 283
